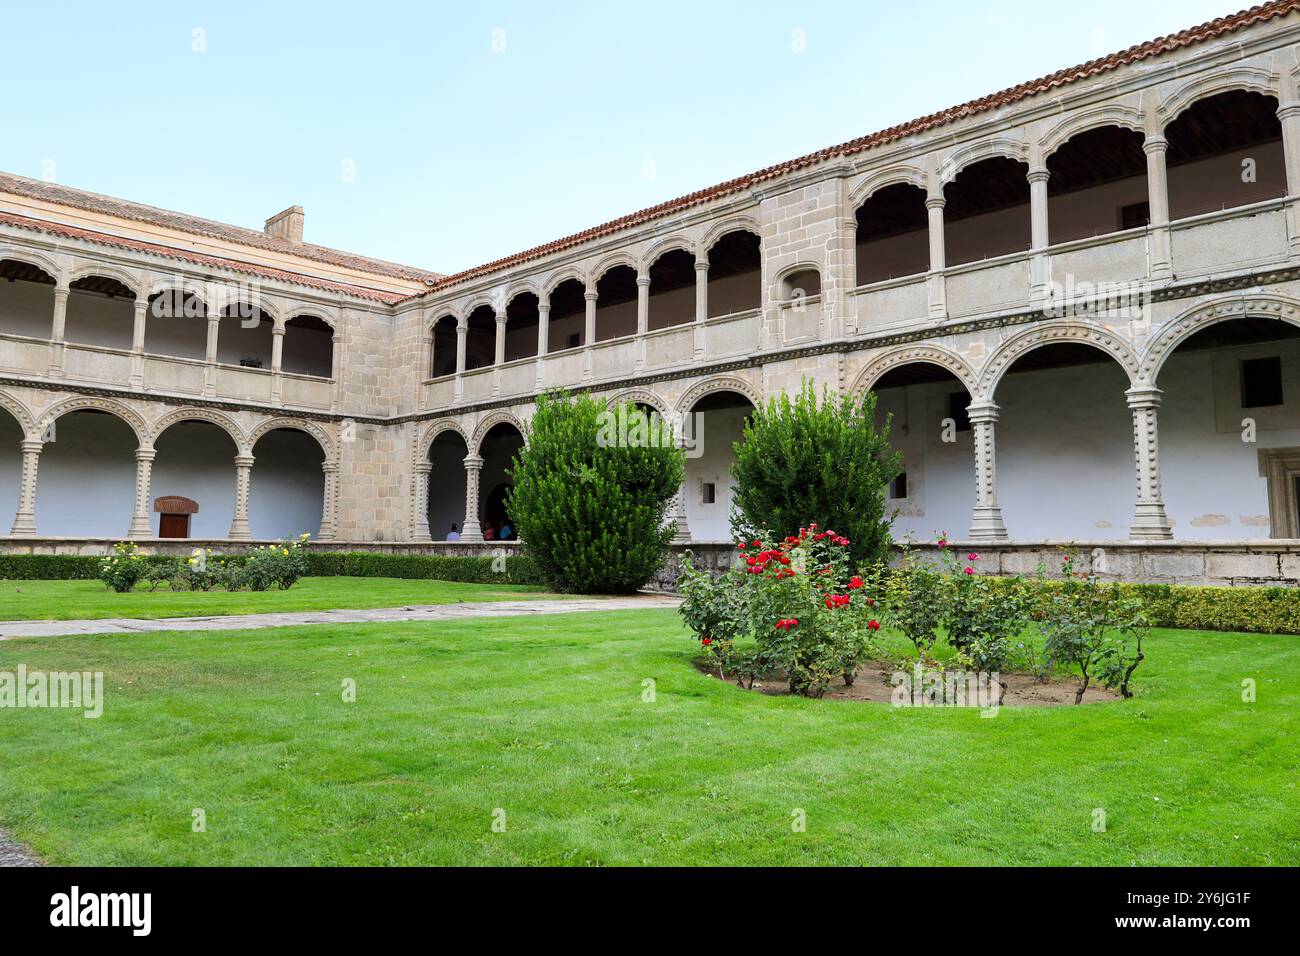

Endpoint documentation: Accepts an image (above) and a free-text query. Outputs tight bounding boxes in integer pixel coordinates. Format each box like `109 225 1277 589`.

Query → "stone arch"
850 345 978 396
605 387 673 418
676 374 763 415
284 306 337 330
471 410 527 453
151 407 246 449
975 322 1141 400
1159 67 1278 126
0 247 62 284
417 417 472 461
1140 294 1300 385
1040 104 1146 158
590 251 640 284
36 396 150 447
504 279 541 305
642 236 697 271
701 215 762 253
939 136 1030 183
66 262 140 296
540 267 588 300
0 389 36 436
848 165 928 209
459 292 501 320
773 261 823 301
247 416 335 460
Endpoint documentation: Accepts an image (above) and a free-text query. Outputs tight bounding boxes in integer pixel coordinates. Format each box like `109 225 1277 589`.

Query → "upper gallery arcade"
4 1 1300 548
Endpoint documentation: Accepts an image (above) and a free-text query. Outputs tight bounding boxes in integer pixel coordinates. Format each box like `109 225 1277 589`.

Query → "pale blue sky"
0 1 1236 275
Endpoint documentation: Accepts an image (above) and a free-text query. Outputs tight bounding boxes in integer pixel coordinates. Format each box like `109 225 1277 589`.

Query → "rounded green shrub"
508 391 683 593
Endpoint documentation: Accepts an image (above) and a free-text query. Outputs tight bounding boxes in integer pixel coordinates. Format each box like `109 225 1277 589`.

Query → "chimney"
264 205 305 244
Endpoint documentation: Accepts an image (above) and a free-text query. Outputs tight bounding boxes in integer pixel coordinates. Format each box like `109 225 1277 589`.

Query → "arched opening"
283 314 333 377
146 289 208 359
1166 89 1285 220
0 259 56 340
993 343 1132 539
868 362 974 540
1047 125 1150 243
463 305 496 371
1153 315 1300 539
248 428 325 539
152 420 240 538
943 156 1031 265
547 278 586 352
34 409 139 537
779 267 821 302
219 302 274 369
646 249 695 331
594 264 637 342
65 275 135 350
683 390 755 540
429 314 457 377
504 291 540 362
706 230 761 316
477 421 524 540
427 430 470 541
855 183 929 284
0 407 23 527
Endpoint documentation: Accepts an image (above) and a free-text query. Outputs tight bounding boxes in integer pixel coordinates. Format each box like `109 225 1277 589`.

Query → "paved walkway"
0 829 41 867
0 593 681 640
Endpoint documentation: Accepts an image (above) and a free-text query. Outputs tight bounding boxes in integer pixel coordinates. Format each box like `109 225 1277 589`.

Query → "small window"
701 482 716 505
1241 356 1283 408
889 472 908 500
239 357 264 369
946 392 971 432
1119 201 1150 230
567 332 581 349
780 268 821 301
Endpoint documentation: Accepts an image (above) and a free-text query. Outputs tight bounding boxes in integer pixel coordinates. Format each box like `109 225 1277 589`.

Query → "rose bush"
98 541 148 593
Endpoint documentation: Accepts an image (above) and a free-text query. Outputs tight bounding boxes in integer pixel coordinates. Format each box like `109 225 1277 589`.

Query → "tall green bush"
507 391 683 593
731 379 902 567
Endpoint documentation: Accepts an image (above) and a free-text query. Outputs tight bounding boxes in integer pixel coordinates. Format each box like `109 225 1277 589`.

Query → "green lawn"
0 577 550 621
0 608 1296 865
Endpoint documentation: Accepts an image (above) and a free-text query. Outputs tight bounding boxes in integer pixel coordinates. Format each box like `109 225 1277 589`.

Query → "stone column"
460 454 485 542
129 294 148 388
328 325 342 413
128 447 156 539
535 302 550 390
967 401 1008 540
492 309 506 396
925 193 947 319
1277 89 1300 254
318 461 338 541
1144 134 1173 280
47 280 70 377
582 290 597 382
454 317 467 404
270 321 286 405
229 453 255 539
839 215 858 334
412 461 433 542
1028 164 1051 298
635 272 650 371
693 258 708 359
669 483 691 544
203 312 220 396
9 439 43 537
1127 386 1173 539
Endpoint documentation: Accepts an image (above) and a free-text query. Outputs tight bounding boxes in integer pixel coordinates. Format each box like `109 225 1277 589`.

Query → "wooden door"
158 513 190 539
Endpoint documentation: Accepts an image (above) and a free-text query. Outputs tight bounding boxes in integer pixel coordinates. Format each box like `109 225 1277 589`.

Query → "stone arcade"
6 3 1300 586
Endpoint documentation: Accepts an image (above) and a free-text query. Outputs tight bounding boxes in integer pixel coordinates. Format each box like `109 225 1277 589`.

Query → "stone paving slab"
0 594 682 640
0 829 41 867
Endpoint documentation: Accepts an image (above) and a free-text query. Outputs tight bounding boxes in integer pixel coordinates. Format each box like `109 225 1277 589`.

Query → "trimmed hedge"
0 554 175 580
304 551 544 586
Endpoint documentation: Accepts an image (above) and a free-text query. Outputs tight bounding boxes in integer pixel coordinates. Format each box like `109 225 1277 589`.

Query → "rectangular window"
567 332 581 349
701 482 715 505
1119 201 1151 230
1241 356 1283 408
947 392 971 432
889 472 908 500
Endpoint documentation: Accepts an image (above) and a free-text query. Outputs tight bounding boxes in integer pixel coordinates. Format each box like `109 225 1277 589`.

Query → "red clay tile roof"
0 171 441 285
0 210 408 305
411 0 1300 300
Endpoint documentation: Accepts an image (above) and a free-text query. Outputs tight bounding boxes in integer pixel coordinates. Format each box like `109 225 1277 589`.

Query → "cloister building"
7 2 1300 583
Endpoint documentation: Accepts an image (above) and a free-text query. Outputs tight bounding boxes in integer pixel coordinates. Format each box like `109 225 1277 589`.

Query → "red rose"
849 575 863 589
868 620 880 631
751 539 761 548
963 567 974 575
967 552 980 561
701 636 712 645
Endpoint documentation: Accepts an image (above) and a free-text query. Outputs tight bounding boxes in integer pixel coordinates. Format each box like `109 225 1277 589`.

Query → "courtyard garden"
0 607 1295 866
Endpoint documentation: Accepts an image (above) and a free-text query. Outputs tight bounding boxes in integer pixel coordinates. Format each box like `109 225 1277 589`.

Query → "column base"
9 516 37 537
968 507 1008 541
127 518 153 540
1130 503 1173 540
228 522 252 541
